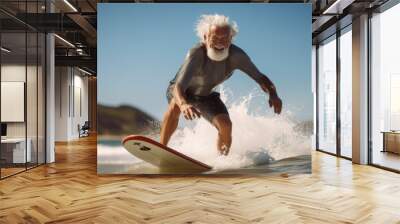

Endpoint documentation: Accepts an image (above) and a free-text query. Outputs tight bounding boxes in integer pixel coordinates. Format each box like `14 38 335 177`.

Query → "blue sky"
98 3 312 121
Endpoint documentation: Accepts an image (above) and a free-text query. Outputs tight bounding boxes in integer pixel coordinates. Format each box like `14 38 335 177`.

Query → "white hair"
195 14 239 43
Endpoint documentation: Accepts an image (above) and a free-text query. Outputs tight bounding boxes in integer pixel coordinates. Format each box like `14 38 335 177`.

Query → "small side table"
381 131 400 154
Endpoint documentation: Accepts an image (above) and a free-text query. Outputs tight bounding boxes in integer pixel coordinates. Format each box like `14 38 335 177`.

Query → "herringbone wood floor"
1 135 400 224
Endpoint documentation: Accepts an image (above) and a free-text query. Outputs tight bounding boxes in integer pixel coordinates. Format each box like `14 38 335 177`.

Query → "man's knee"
213 114 232 134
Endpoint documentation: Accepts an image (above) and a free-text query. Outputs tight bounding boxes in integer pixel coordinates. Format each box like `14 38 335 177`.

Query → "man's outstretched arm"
257 75 282 114
236 49 282 114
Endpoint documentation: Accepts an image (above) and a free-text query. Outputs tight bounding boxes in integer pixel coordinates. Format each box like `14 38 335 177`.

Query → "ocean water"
97 87 311 174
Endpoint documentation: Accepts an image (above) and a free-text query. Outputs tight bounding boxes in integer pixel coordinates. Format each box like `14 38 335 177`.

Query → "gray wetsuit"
167 43 265 122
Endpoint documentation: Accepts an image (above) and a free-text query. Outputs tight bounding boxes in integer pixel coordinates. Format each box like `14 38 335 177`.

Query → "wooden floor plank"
0 135 399 223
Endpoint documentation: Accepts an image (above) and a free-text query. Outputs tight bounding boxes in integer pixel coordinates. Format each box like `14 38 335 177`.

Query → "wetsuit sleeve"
235 48 265 85
175 47 204 91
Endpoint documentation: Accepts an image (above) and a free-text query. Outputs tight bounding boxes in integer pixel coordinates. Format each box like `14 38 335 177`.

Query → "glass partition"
339 26 352 158
317 34 337 154
0 1 46 179
371 3 400 171
1 31 28 177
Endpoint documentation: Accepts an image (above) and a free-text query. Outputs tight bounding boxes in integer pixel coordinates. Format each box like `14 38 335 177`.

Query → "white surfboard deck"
122 135 212 173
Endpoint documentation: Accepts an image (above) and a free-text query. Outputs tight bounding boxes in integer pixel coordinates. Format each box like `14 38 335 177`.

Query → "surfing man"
160 14 282 156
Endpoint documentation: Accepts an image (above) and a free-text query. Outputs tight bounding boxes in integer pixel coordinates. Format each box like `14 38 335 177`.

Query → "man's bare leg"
160 99 181 145
212 114 232 155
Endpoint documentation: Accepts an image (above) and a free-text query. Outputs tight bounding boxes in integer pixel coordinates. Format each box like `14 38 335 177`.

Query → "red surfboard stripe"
122 135 212 170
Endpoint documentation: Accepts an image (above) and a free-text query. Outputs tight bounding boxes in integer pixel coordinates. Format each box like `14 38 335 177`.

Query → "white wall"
1 65 27 147
1 65 40 138
1 65 26 132
55 67 89 141
1 63 46 164
55 67 69 141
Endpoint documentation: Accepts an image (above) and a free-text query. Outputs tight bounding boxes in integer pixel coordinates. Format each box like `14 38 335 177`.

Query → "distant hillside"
98 104 160 136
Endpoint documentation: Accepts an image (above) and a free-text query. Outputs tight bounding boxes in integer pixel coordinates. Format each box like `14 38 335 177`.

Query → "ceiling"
0 0 393 75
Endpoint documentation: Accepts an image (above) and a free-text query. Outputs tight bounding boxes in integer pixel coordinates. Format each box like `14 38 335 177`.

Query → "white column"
352 14 369 164
46 1 55 163
46 33 55 163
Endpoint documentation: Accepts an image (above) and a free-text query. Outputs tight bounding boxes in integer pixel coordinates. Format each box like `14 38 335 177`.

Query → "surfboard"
122 135 212 173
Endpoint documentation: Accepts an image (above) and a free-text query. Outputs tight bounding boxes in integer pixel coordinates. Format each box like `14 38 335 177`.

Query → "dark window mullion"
336 28 341 157
36 0 39 167
316 45 320 150
0 27 2 179
367 11 373 165
25 0 28 171
44 0 48 165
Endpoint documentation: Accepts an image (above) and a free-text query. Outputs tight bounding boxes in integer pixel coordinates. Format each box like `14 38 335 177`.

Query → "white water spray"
167 86 311 170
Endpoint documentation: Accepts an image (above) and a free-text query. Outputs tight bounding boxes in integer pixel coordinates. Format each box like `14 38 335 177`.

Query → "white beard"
207 47 229 61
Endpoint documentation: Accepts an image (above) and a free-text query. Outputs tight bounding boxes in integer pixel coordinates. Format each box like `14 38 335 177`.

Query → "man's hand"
269 95 282 114
179 103 201 120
